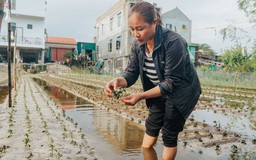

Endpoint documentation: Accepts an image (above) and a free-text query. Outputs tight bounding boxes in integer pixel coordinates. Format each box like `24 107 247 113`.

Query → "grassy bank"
197 69 256 89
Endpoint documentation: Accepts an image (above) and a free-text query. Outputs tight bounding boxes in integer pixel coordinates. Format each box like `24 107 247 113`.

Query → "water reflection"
93 109 144 151
33 78 145 159
0 86 8 104
143 148 158 160
34 78 88 109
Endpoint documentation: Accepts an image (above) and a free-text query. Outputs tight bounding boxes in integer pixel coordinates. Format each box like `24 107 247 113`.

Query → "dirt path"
0 75 97 159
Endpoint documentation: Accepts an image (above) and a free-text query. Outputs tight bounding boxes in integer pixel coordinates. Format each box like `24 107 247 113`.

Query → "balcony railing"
0 35 44 46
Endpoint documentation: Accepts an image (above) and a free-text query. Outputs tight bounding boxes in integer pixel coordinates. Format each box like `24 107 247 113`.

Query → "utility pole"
7 0 12 107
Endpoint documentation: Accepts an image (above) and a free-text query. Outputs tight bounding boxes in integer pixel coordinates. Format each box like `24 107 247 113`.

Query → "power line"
170 20 254 34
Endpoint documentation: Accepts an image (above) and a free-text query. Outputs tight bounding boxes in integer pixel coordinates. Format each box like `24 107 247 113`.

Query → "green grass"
197 69 256 89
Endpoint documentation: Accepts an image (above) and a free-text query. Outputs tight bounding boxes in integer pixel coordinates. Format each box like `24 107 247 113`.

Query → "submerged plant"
231 145 238 153
182 141 188 147
252 139 256 145
215 144 221 151
223 131 228 137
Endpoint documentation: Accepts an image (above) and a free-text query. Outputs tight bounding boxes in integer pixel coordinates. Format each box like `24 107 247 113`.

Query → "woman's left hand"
121 93 143 106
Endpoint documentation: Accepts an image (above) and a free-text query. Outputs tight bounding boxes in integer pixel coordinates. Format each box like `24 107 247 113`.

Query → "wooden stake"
13 31 17 91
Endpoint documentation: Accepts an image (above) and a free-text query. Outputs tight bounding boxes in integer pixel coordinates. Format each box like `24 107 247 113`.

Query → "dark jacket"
123 25 201 119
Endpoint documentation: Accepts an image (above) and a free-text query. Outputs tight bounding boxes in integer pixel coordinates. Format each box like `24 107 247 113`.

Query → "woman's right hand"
104 78 119 97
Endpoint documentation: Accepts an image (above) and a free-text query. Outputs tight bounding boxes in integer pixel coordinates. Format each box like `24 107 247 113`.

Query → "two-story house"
0 0 46 64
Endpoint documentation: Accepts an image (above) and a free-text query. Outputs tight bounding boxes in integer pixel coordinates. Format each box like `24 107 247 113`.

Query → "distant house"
0 0 46 64
162 7 192 43
162 8 199 65
45 36 76 62
77 42 96 62
198 52 223 68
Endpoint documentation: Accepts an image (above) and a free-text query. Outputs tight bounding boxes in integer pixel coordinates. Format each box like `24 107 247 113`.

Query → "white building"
162 7 192 43
0 0 46 64
95 0 161 75
95 0 138 75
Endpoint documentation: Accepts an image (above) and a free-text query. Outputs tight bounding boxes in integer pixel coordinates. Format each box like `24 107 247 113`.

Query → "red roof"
47 36 76 45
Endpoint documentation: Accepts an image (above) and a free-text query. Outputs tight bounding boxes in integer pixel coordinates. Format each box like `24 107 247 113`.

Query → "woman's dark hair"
129 1 162 25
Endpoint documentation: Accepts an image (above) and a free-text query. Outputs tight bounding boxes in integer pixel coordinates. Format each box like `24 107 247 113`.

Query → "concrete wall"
95 0 142 73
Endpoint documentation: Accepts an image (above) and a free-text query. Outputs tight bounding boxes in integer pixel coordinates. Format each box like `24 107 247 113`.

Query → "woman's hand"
121 93 143 106
104 77 128 97
104 78 119 97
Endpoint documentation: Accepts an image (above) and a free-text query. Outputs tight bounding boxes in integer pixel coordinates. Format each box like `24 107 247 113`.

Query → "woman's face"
128 13 157 45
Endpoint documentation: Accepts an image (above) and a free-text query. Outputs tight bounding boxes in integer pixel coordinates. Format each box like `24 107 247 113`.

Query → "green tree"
221 45 255 87
199 43 216 56
64 51 77 67
219 0 256 72
237 0 256 24
221 45 255 72
220 0 255 45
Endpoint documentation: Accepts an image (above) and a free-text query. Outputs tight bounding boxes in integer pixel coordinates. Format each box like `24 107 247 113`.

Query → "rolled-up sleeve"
122 42 140 87
158 38 187 97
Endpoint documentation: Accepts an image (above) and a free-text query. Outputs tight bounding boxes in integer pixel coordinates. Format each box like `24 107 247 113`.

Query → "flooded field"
34 78 146 159
192 109 256 138
33 74 256 160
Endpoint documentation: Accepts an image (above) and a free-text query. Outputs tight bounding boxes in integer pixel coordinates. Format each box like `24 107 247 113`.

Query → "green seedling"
24 133 30 148
215 144 221 151
57 152 62 160
112 87 126 99
49 144 54 157
81 134 85 139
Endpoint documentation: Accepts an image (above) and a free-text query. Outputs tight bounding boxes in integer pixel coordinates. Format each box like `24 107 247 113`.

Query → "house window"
108 39 112 52
11 0 16 10
97 27 99 37
27 24 33 29
116 36 121 50
117 12 122 27
182 25 186 29
110 18 113 31
101 24 104 35
166 24 172 30
11 22 16 31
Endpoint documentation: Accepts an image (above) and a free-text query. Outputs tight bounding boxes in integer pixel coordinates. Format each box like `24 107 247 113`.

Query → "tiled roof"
47 36 76 45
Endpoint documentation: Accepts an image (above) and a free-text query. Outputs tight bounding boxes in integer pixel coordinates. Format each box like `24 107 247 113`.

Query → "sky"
45 0 255 54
